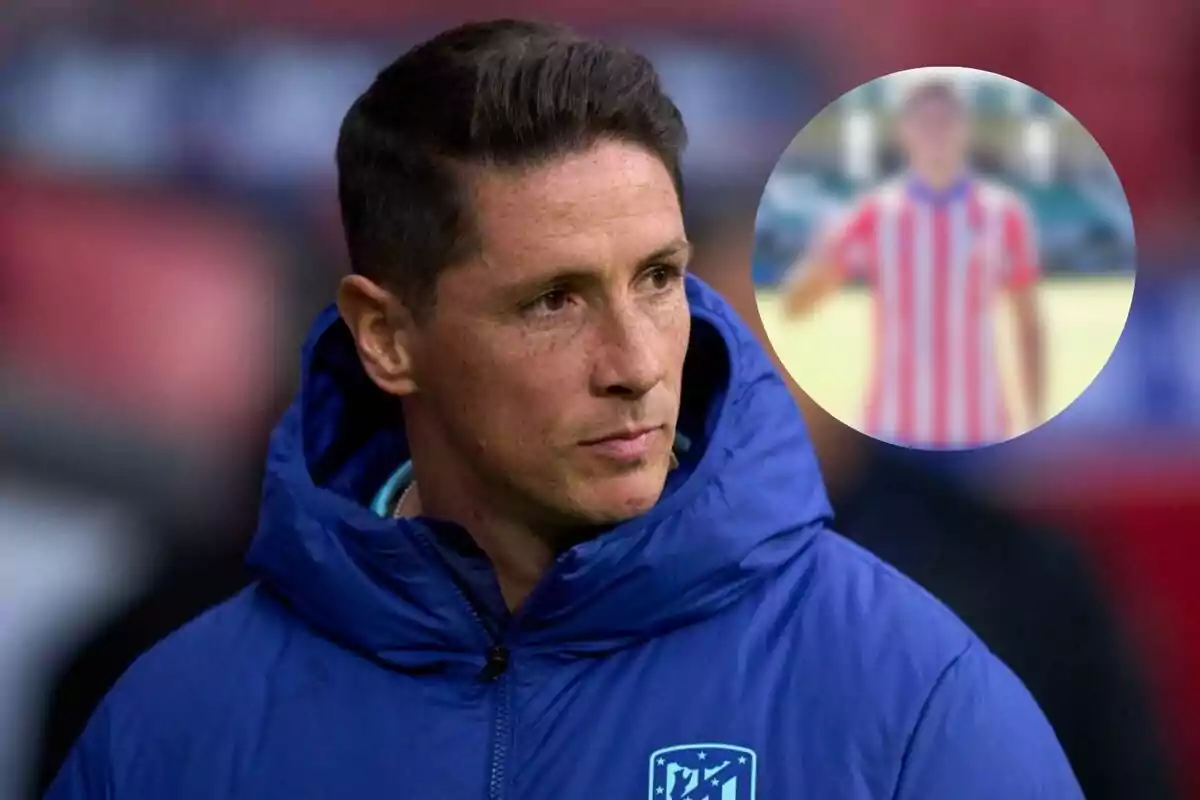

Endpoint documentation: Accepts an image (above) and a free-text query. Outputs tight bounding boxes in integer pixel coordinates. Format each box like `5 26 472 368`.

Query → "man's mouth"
579 425 664 462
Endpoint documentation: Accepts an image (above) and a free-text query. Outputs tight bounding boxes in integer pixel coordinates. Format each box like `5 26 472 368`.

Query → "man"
781 80 1045 447
46 21 1082 799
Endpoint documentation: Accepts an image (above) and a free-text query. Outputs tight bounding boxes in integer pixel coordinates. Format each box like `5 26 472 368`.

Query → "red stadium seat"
0 168 282 449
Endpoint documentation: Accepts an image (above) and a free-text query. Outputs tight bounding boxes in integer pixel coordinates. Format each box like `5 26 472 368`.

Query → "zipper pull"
479 645 510 681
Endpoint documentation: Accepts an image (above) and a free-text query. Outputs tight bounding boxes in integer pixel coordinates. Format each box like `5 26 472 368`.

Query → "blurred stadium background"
753 67 1136 432
1 2 1198 799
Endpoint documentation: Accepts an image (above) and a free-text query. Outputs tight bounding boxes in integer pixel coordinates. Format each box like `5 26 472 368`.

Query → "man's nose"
590 306 665 398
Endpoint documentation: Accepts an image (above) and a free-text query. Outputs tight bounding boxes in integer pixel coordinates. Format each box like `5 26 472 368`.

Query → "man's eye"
540 290 569 310
645 264 684 290
525 289 573 316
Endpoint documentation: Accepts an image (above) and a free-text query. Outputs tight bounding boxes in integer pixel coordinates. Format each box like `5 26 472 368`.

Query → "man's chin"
538 474 668 554
578 471 669 524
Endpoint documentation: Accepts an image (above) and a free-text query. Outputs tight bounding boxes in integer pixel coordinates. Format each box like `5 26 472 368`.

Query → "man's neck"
395 401 562 610
399 470 554 612
395 408 690 612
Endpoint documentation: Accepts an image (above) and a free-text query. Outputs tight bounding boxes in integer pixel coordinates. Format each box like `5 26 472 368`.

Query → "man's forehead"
466 142 684 269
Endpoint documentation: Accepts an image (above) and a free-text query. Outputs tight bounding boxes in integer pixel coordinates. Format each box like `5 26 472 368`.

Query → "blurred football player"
782 80 1045 447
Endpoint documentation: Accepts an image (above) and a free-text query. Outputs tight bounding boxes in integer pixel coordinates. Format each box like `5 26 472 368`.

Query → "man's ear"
337 274 420 396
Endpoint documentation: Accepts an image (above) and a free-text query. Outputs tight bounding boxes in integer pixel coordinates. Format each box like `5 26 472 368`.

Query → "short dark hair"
336 19 688 310
899 79 967 117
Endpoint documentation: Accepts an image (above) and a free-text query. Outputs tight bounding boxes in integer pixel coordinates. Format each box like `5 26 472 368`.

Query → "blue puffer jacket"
47 276 1082 799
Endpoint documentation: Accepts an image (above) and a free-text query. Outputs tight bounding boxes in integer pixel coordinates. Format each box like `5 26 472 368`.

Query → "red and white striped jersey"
829 175 1040 447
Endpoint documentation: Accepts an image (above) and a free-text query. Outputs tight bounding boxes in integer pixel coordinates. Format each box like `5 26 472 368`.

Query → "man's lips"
579 425 664 461
580 425 663 446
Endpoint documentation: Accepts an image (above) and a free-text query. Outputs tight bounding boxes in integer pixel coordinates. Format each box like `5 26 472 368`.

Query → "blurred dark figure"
689 211 1177 800
831 447 1175 800
27 477 259 800
6 169 336 799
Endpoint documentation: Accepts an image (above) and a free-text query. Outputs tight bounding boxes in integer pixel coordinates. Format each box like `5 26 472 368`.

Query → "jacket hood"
246 275 832 669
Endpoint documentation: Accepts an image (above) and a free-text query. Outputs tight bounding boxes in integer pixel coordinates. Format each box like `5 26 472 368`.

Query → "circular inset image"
754 67 1135 449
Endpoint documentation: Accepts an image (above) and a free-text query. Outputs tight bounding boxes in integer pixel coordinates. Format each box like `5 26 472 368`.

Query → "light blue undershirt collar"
370 460 415 517
370 432 692 518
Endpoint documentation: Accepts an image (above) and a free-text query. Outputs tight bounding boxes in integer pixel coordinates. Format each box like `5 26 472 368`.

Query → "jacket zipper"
408 525 515 800
482 645 513 800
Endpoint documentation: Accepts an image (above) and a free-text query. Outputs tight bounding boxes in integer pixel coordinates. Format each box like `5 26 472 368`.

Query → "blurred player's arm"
780 199 874 319
780 230 845 318
1010 286 1045 423
1004 200 1046 423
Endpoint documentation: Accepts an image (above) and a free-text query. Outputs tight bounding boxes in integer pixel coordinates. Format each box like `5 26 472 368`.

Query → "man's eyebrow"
641 239 693 265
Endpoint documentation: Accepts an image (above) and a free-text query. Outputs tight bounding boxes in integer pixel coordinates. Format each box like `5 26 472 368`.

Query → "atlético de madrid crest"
648 743 757 800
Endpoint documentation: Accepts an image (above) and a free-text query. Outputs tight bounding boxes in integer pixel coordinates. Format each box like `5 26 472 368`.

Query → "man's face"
407 140 691 528
898 95 971 178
